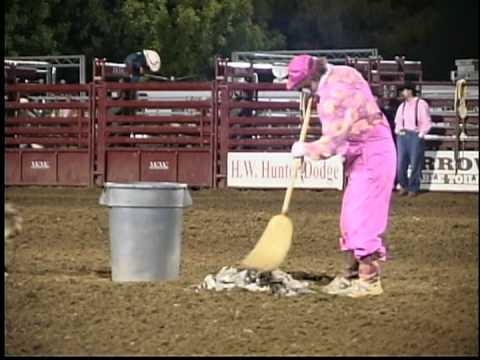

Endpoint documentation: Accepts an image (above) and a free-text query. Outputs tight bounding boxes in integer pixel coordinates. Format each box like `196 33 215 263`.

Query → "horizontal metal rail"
230 128 323 136
106 115 210 124
6 84 90 92
227 101 300 110
103 82 213 91
425 135 479 141
6 117 90 125
229 138 301 146
224 83 289 91
5 128 88 135
105 136 210 145
106 126 211 135
104 100 211 109
6 102 89 110
6 138 89 145
229 116 315 126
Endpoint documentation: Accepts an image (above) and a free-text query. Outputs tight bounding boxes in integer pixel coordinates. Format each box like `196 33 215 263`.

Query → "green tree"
120 0 285 78
6 0 476 80
118 0 171 60
5 0 60 55
48 0 128 59
6 0 285 79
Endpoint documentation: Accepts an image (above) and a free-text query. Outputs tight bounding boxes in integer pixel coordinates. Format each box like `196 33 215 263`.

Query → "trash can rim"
103 182 189 190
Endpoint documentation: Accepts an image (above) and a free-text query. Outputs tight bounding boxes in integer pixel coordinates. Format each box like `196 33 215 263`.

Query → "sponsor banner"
420 150 478 192
228 151 478 192
227 152 344 190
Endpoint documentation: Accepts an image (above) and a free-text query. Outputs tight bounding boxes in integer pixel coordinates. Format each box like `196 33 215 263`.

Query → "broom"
240 97 313 271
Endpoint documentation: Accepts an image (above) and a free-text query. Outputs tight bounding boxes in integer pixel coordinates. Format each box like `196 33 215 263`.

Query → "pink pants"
339 124 397 261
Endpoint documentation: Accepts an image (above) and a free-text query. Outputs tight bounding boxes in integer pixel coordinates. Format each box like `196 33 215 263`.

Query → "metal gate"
4 79 478 188
5 83 94 186
93 81 215 187
215 82 319 186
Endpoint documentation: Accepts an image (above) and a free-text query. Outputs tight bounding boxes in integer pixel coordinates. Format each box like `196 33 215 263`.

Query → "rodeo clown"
287 55 396 297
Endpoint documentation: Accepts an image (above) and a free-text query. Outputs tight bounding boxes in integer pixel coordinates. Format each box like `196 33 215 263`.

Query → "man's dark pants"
396 130 425 193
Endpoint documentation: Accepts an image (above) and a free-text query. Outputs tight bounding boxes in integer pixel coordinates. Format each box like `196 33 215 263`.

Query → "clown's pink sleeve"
303 93 354 158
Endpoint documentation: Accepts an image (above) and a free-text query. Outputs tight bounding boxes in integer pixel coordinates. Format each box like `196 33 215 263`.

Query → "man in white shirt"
394 83 432 196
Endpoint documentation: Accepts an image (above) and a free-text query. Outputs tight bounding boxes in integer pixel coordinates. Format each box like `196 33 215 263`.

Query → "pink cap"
286 55 315 90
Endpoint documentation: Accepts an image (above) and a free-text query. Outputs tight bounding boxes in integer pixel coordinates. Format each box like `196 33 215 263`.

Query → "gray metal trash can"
99 182 192 282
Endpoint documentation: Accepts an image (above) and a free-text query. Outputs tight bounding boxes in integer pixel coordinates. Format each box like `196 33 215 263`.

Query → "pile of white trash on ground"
194 266 333 297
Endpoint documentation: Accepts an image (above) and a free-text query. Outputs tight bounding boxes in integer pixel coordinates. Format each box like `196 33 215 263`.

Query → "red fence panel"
215 80 479 186
215 82 319 186
5 83 94 186
93 81 215 187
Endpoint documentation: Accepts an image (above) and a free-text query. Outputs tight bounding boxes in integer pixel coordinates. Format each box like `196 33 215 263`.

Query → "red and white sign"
420 151 478 192
227 152 344 190
228 150 479 193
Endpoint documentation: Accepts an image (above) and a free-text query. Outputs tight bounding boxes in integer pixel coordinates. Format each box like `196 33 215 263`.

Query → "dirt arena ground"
4 187 479 356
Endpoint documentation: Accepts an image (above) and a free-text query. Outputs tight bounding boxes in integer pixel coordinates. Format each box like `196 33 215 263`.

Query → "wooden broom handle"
281 97 313 215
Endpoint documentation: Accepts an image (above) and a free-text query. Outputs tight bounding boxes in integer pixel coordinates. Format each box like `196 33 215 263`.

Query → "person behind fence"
377 96 400 146
124 49 161 83
122 49 161 118
394 82 432 197
286 54 396 298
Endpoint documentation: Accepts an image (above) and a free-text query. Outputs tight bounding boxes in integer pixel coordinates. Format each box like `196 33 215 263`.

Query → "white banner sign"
420 150 478 192
228 150 479 192
227 152 344 190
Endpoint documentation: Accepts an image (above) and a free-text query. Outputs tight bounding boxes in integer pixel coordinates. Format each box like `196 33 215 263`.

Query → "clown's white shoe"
321 276 354 295
332 278 383 298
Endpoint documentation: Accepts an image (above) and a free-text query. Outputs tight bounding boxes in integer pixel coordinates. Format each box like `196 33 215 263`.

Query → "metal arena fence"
4 80 479 187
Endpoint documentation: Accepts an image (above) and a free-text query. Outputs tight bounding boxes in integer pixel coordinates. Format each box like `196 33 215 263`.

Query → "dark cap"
398 82 417 95
398 82 416 91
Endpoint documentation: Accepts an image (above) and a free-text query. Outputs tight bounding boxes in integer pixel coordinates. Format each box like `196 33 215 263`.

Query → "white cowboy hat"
272 64 288 80
143 49 161 72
